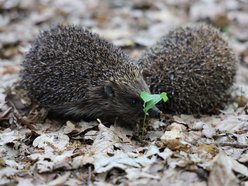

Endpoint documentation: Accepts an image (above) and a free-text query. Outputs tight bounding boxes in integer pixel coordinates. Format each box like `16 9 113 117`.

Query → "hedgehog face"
100 79 160 124
102 83 145 124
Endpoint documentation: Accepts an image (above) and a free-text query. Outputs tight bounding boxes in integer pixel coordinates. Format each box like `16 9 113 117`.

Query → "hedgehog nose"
148 107 161 119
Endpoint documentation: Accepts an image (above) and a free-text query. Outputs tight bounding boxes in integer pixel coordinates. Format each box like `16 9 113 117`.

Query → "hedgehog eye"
131 99 139 106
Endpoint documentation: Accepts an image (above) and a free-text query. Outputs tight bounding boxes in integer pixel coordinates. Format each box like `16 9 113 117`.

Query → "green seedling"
140 91 168 138
221 26 230 33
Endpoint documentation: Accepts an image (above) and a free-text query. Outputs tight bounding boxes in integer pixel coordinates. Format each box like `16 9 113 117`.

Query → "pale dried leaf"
16 178 34 186
239 153 248 163
202 124 216 138
33 131 70 150
157 148 173 160
0 129 21 145
42 172 71 186
29 149 74 173
126 168 160 181
208 151 248 186
0 167 18 177
94 150 156 173
161 130 185 141
216 115 248 132
5 159 24 170
92 124 129 154
72 154 94 169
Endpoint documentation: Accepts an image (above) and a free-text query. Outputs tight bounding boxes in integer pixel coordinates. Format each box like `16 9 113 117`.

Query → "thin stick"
206 142 248 148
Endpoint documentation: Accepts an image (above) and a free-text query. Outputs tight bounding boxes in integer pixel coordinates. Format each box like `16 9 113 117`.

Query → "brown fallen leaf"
197 144 219 156
0 65 20 75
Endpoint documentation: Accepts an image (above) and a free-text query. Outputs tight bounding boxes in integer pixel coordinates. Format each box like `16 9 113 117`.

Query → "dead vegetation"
1 0 248 185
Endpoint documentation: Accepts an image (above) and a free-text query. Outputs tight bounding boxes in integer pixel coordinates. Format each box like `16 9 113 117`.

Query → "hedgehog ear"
104 85 115 98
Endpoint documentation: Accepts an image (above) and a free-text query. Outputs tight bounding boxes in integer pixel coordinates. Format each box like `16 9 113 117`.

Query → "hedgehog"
21 25 160 125
137 24 238 114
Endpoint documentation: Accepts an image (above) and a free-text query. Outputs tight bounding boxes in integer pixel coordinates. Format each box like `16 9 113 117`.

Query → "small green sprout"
140 91 168 138
221 26 230 33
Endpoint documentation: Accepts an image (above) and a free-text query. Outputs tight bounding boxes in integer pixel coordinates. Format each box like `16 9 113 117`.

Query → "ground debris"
1 0 248 185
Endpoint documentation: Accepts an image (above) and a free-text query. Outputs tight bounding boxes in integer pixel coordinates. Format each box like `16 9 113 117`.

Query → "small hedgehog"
21 25 160 125
137 24 238 114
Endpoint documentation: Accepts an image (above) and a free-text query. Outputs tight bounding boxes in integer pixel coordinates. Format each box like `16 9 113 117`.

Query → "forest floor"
1 0 248 185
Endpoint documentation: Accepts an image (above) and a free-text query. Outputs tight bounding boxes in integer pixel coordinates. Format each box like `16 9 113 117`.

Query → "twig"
206 142 248 148
88 165 93 186
0 107 12 118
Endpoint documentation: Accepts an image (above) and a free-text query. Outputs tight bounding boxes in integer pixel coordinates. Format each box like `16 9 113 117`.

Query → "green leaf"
140 92 161 103
160 92 168 102
144 100 157 113
140 91 168 113
140 91 169 139
140 91 153 102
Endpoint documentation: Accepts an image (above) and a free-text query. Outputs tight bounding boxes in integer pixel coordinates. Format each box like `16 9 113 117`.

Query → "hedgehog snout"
148 107 161 119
